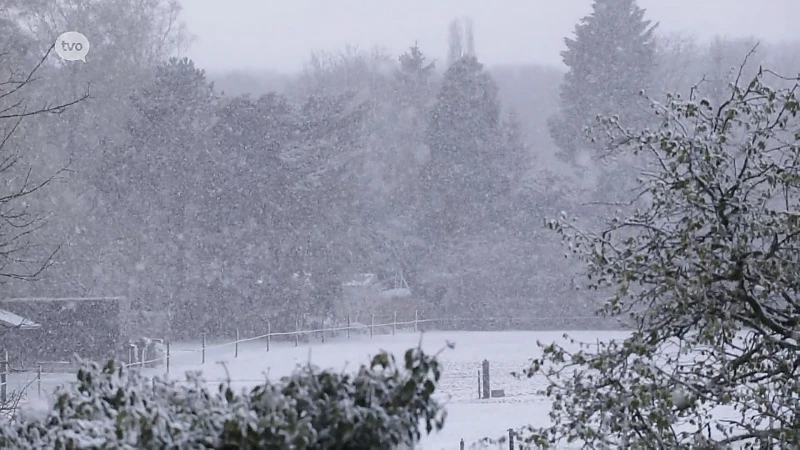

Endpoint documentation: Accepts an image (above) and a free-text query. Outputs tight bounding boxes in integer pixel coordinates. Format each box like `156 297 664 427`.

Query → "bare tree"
0 44 88 282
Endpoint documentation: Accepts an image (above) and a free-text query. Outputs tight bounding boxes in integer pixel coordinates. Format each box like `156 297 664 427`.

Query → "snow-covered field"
15 330 631 449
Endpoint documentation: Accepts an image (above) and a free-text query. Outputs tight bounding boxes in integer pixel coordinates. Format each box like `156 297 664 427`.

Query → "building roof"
0 308 40 330
343 273 379 287
1 296 125 303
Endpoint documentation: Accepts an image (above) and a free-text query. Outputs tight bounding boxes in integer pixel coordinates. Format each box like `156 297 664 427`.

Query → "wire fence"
3 311 602 405
119 311 601 371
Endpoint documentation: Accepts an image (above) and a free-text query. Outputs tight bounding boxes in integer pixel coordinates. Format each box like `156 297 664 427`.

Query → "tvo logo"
55 31 90 63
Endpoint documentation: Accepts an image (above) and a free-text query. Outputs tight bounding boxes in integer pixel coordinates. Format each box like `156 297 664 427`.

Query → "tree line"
1 1 799 342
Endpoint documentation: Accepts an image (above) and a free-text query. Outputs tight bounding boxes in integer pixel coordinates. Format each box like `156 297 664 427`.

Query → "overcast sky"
180 0 800 74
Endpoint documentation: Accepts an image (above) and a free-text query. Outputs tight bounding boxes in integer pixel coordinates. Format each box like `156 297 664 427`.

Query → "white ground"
15 330 631 449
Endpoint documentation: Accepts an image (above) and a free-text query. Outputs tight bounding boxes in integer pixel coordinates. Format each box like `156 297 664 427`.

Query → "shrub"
0 346 447 449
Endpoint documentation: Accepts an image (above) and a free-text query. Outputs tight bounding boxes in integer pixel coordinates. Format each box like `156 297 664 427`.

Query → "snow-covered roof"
377 287 412 301
0 308 40 330
343 273 379 287
1 297 124 303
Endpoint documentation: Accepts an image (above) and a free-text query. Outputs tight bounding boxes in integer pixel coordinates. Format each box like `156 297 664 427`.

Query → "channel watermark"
55 31 90 62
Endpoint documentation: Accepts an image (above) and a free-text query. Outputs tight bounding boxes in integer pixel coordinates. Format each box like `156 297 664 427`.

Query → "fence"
118 311 603 371
123 310 430 371
460 429 521 450
3 311 602 407
1 312 603 448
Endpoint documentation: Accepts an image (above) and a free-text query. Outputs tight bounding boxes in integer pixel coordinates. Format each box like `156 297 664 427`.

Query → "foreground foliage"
0 347 446 449
526 63 800 448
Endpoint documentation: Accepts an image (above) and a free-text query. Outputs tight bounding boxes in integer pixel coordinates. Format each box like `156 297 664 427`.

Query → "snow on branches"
0 345 448 449
529 56 800 448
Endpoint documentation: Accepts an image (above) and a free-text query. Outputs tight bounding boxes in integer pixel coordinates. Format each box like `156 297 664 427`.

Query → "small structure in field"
0 308 40 330
341 272 414 324
1 297 131 367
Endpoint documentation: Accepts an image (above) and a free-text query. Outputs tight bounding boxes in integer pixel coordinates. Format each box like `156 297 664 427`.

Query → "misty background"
1 0 799 341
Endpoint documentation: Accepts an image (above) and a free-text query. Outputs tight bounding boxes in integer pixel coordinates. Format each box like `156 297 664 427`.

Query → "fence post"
295 319 299 347
346 314 351 339
235 329 239 358
392 311 397 335
267 320 271 352
508 428 514 449
321 318 325 344
201 333 206 365
37 363 42 397
140 341 147 368
370 314 374 338
1 349 7 405
414 310 418 332
482 360 490 399
478 369 481 399
166 341 171 374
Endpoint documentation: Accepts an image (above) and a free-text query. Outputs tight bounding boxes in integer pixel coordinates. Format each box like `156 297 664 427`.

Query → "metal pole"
37 364 42 397
321 318 325 343
347 314 351 339
166 341 171 374
370 314 374 338
393 311 397 335
414 310 418 332
295 319 299 347
267 320 271 351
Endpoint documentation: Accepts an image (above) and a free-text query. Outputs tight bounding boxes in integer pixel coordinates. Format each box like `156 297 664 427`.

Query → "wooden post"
414 310 418 332
478 369 481 399
346 314 351 339
370 314 374 338
235 329 239 358
321 318 325 344
201 333 206 364
166 341 171 374
140 341 147 368
295 319 299 347
508 429 514 449
266 321 271 351
1 349 7 404
128 344 135 366
37 364 42 397
392 311 397 335
482 360 490 399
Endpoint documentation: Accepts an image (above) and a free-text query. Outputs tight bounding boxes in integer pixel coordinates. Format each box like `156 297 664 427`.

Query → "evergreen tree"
422 56 504 242
210 93 295 334
549 0 658 166
500 109 527 191
103 57 217 338
395 43 436 111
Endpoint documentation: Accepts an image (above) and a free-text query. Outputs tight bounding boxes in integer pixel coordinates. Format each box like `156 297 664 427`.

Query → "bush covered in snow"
0 347 447 449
